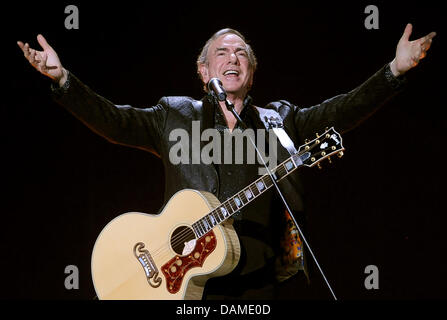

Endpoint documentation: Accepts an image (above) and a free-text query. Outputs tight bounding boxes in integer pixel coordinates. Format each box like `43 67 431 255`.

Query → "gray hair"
196 28 258 87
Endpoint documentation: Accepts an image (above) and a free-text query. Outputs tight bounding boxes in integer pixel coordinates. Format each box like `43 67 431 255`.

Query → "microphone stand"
223 98 338 300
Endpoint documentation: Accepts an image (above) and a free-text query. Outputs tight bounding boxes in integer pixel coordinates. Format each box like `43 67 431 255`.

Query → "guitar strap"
254 106 297 155
254 105 306 282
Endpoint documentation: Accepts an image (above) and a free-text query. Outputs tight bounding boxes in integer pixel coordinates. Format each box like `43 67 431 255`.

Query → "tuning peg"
317 163 322 169
316 132 320 138
327 156 332 164
305 139 310 143
338 151 344 158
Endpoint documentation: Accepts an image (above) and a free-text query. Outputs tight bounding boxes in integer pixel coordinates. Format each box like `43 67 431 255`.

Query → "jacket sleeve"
293 63 406 142
51 71 168 156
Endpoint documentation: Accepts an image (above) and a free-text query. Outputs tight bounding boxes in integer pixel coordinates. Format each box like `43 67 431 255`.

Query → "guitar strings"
139 133 341 301
149 170 284 260
150 194 245 260
150 135 339 261
149 141 334 261
147 155 298 261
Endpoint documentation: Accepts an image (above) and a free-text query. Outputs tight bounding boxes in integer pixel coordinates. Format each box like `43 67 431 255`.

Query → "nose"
228 52 239 65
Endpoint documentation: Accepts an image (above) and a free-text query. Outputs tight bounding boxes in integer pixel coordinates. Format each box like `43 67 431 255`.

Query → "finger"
421 39 432 52
30 49 42 67
23 43 30 58
426 31 437 41
29 48 36 64
401 23 413 42
39 52 48 71
417 31 437 46
34 51 43 65
17 41 29 56
37 34 52 51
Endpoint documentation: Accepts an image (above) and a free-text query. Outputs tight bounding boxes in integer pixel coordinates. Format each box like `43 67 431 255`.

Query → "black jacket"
52 63 405 293
53 64 404 211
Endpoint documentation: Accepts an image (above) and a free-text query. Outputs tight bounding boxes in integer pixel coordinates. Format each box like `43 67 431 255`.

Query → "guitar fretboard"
192 152 309 238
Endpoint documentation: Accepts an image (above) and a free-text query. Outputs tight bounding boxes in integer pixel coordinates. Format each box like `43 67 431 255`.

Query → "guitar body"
91 128 345 300
91 189 241 300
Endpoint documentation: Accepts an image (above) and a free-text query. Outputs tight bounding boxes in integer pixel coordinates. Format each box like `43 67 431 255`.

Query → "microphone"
207 78 227 101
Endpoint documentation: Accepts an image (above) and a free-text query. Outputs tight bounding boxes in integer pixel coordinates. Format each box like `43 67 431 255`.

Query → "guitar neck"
192 151 309 238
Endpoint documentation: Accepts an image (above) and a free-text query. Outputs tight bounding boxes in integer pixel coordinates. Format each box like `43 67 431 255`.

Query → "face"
200 33 254 98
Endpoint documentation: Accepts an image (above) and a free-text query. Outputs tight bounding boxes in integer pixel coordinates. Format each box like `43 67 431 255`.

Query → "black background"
3 0 446 301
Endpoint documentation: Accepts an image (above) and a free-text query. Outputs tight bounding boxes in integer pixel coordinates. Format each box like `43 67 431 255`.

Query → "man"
17 25 435 300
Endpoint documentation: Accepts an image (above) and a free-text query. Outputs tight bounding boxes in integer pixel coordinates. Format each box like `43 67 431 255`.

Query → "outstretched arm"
17 34 167 156
294 24 436 141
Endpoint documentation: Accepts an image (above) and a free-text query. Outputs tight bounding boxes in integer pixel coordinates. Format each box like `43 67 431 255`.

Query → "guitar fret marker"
244 189 253 200
205 215 212 228
208 214 214 226
234 197 241 207
220 207 228 218
228 199 237 212
216 210 224 221
214 209 225 221
250 185 260 197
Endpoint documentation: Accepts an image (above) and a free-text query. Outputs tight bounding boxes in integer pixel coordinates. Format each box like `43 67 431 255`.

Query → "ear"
198 63 210 84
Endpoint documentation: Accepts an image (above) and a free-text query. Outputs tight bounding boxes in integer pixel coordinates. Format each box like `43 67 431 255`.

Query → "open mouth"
223 70 239 78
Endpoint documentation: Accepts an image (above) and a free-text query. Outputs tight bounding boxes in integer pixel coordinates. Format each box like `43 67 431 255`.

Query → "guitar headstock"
297 127 345 168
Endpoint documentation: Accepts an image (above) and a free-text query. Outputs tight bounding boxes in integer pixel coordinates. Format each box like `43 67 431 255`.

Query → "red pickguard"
161 231 217 294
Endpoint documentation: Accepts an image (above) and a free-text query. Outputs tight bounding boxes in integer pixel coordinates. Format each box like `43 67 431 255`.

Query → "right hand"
17 34 67 86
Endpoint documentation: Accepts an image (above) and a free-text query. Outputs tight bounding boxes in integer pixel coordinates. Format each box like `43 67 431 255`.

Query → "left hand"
390 24 436 77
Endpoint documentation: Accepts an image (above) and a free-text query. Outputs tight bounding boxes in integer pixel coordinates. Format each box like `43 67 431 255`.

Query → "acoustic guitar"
91 127 344 299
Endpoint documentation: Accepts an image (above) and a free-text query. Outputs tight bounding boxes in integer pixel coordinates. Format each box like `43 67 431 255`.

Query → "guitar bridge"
133 242 162 288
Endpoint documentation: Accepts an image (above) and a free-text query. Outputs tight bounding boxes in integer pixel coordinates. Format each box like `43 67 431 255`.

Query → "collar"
206 92 253 115
206 93 253 131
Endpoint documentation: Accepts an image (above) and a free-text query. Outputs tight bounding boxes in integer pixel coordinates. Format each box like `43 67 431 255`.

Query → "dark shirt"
212 96 278 274
204 96 280 299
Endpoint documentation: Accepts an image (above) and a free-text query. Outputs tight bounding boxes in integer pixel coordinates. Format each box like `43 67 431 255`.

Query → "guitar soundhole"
170 226 196 255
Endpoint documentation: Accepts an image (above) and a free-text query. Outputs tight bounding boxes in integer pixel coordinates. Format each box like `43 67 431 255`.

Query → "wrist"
389 59 401 77
384 62 407 90
57 68 68 87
